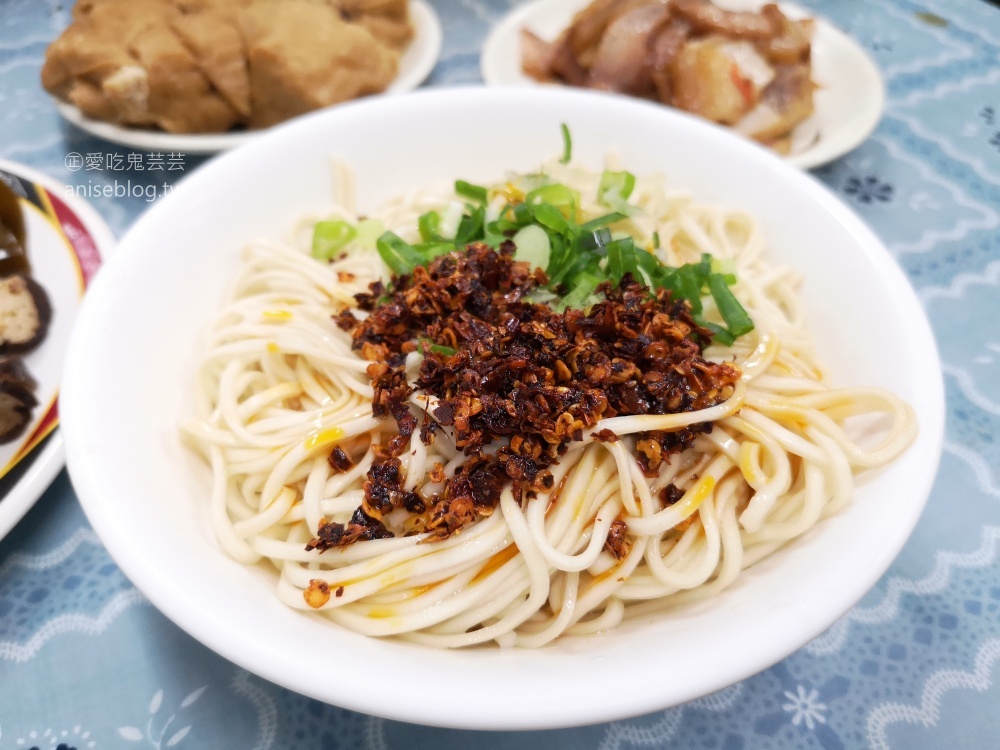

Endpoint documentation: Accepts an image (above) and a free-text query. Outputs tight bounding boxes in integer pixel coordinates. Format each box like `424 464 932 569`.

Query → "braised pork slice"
734 63 815 142
588 4 672 95
519 0 815 152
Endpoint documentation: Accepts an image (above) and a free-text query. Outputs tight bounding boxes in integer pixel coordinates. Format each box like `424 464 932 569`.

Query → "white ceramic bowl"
61 86 944 730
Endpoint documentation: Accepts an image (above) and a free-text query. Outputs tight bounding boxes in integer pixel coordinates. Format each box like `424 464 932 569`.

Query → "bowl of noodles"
60 86 944 729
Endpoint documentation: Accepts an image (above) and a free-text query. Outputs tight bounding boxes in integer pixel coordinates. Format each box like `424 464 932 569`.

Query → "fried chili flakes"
306 241 741 551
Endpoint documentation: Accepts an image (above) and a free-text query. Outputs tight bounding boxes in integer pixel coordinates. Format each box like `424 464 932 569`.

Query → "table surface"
3 0 1000 747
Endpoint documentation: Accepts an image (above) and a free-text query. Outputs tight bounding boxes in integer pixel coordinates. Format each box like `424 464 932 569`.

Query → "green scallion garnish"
708 273 754 337
311 220 356 260
365 167 754 344
455 180 488 204
598 170 636 204
418 210 444 243
559 123 572 164
376 231 424 276
420 339 458 357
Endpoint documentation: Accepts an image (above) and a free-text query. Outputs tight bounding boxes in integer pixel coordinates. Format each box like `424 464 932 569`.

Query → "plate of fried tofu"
44 0 443 154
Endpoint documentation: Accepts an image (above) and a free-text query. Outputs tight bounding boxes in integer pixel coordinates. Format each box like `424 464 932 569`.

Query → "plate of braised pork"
481 0 884 169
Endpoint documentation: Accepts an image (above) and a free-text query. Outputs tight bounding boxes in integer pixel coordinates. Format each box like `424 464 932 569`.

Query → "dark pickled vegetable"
0 180 29 277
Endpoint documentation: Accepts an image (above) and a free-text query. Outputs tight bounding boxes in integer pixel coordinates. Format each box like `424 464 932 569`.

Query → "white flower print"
117 686 207 748
782 685 828 730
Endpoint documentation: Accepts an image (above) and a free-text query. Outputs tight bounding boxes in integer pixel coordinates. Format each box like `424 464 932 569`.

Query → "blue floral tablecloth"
2 1 1000 748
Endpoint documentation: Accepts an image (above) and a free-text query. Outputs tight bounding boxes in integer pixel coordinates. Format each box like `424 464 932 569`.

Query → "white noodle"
181 158 917 648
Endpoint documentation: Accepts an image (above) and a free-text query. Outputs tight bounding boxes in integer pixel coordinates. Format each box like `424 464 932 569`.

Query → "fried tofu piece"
240 1 399 128
333 0 408 16
172 8 252 117
352 12 414 52
331 0 413 51
42 0 173 125
173 0 252 11
129 24 241 133
41 0 166 95
41 30 124 97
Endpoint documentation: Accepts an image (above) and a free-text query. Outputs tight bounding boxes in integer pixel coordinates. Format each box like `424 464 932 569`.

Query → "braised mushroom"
0 180 30 277
0 356 39 443
0 275 53 355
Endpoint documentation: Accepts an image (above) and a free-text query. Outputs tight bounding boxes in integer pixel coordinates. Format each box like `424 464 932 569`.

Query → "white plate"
53 0 443 155
0 159 114 540
61 86 943 729
481 0 885 169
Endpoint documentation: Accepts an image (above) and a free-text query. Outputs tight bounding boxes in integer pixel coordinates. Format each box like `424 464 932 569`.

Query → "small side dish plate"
0 158 113 541
53 0 443 155
480 0 885 169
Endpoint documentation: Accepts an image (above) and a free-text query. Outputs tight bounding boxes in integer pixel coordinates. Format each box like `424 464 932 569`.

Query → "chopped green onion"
580 212 627 232
418 210 444 243
574 227 612 254
376 231 424 276
311 220 356 260
560 270 603 310
510 202 534 227
482 229 507 248
418 339 458 356
420 339 457 356
525 287 558 305
711 257 736 276
455 180 488 204
454 206 485 245
485 195 507 224
354 218 385 250
697 253 712 279
512 224 551 272
697 319 736 347
634 247 661 278
598 170 636 206
606 237 639 284
708 273 754 337
551 250 600 290
710 257 737 285
661 264 704 313
559 123 572 164
416 242 456 262
533 203 571 234
526 183 579 214
438 201 465 240
375 166 754 341
545 234 570 280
